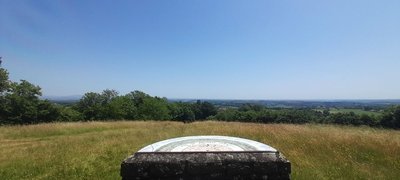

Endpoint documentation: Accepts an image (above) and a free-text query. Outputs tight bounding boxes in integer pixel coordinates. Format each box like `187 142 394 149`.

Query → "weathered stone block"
121 136 291 180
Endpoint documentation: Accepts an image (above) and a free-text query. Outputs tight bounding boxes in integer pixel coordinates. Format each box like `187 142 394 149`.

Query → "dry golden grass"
0 121 399 179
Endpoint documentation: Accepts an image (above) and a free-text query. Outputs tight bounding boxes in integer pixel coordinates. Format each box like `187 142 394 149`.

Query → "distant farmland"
0 121 399 179
314 108 383 116
328 108 383 116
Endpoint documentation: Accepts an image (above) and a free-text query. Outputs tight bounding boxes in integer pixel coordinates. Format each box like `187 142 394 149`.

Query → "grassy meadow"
328 108 383 116
0 121 399 179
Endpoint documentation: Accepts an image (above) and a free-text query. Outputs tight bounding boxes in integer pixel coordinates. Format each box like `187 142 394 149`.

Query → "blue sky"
1 0 399 99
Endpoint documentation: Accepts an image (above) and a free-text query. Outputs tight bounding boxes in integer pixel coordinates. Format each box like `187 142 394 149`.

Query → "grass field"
0 121 399 179
329 108 383 116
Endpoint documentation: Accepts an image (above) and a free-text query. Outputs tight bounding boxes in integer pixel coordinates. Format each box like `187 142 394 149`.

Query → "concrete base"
121 151 291 180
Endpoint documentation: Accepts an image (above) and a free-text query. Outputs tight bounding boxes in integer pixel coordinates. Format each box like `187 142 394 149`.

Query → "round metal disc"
138 136 277 152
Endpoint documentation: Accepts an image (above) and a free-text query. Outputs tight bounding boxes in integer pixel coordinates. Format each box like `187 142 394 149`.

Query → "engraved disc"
138 136 277 152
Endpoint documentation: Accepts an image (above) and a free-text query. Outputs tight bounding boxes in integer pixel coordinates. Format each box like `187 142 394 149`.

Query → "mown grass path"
0 121 399 179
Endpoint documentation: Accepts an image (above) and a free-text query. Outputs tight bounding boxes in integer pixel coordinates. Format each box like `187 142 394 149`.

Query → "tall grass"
0 121 399 179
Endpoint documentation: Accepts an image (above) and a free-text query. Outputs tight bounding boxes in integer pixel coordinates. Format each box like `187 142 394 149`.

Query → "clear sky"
1 0 399 99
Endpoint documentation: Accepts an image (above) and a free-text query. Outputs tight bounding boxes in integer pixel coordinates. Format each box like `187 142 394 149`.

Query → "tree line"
74 89 217 122
0 66 217 124
0 66 399 129
212 104 400 128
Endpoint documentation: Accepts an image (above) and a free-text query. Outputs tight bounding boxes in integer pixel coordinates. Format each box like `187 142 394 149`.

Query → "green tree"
137 97 170 120
192 100 218 120
58 106 83 121
381 106 400 129
359 114 377 126
106 96 136 120
2 80 42 124
77 92 103 120
127 90 151 106
169 102 195 122
0 64 61 124
322 109 330 116
0 67 10 94
214 109 238 121
100 89 119 105
0 67 10 121
37 100 61 123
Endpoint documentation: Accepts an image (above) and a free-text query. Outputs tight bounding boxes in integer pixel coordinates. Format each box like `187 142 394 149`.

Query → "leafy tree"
37 100 60 123
256 110 277 123
381 106 400 129
0 64 62 124
328 112 361 125
127 90 151 106
77 92 103 120
359 114 378 126
137 97 170 120
2 80 42 124
0 67 10 94
100 89 119 105
58 106 83 121
169 102 195 122
322 109 330 116
106 96 136 120
192 100 217 120
214 109 238 121
75 89 119 120
0 67 10 121
11 80 42 99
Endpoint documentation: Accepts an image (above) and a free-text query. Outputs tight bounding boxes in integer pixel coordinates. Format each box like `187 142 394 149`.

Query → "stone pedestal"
121 136 291 180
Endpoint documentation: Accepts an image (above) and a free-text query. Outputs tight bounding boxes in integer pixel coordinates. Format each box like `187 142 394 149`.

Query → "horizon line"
42 95 400 102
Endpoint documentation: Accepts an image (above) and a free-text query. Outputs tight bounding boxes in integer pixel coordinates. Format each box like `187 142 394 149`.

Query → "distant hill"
170 99 400 109
43 95 400 108
42 95 82 105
